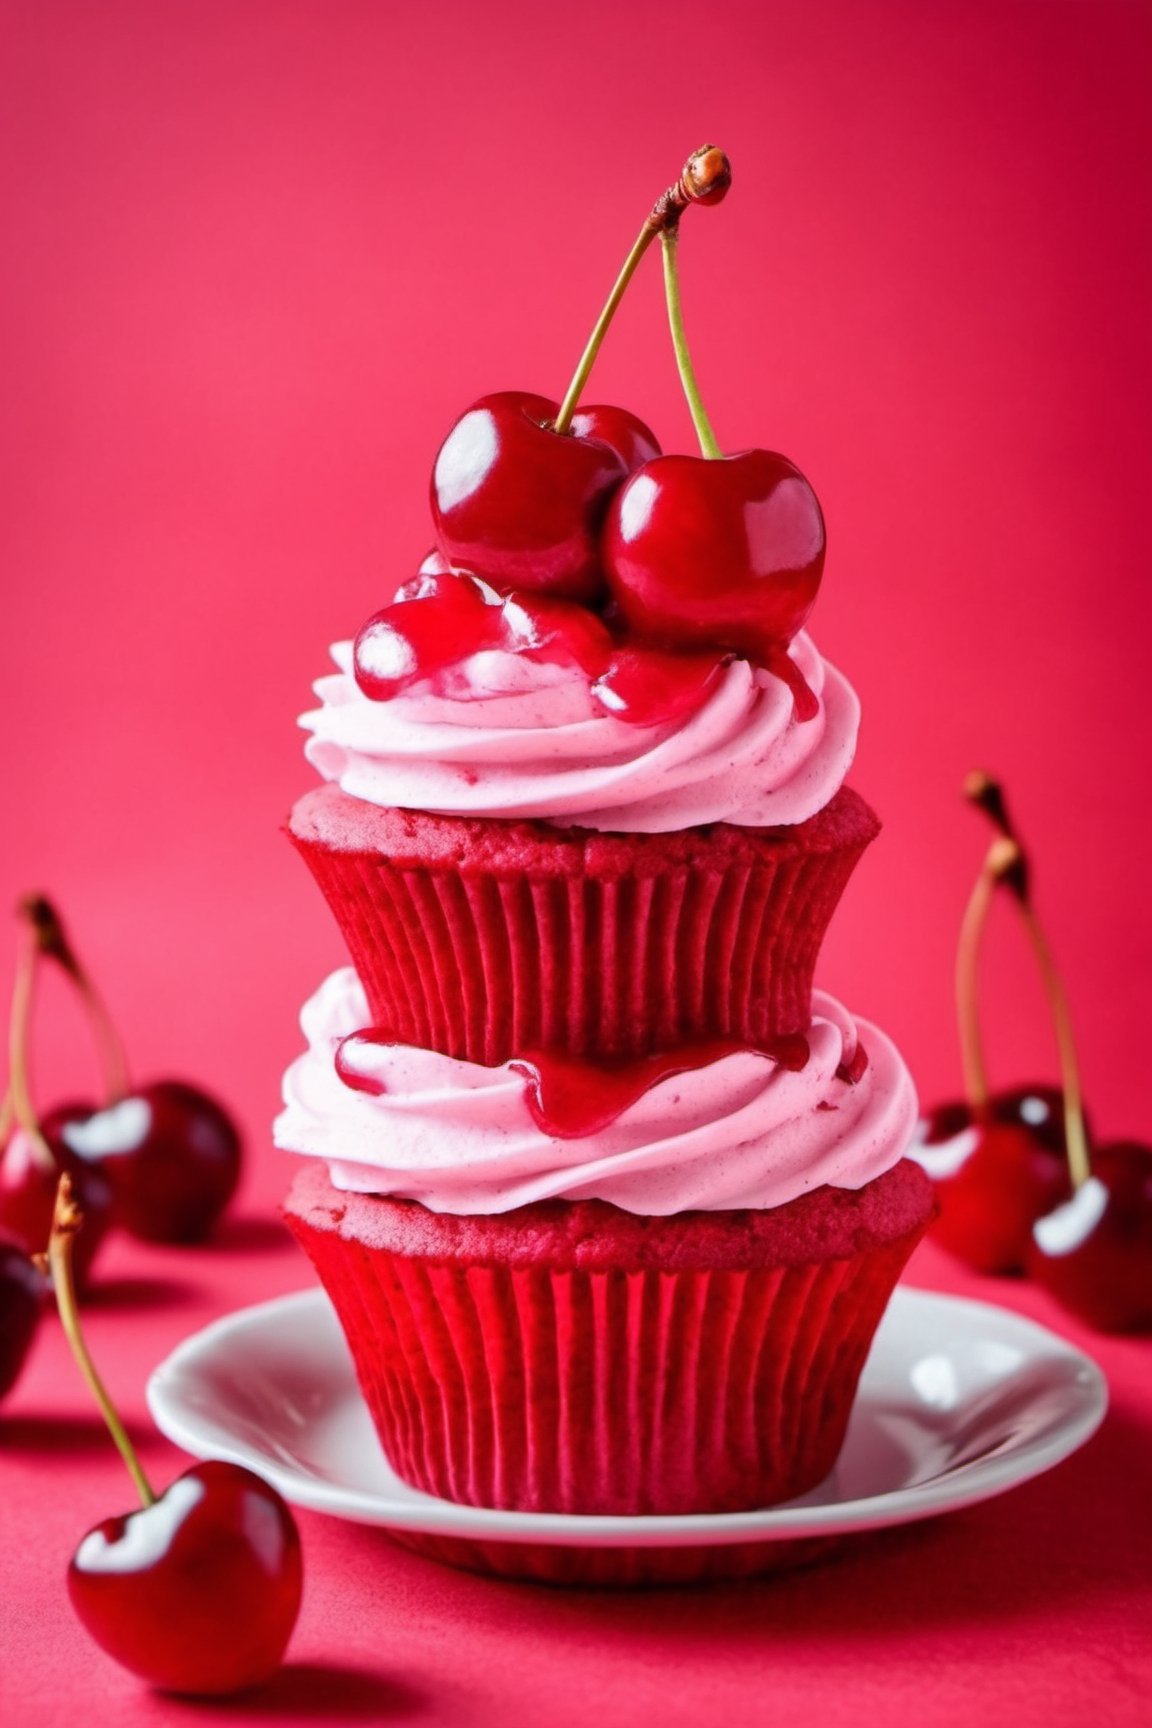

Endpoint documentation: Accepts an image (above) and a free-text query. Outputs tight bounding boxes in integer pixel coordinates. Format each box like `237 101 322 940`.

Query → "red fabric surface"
2 0 1151 1721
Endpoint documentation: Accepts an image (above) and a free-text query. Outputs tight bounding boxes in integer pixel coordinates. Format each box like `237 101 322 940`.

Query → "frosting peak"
301 629 859 833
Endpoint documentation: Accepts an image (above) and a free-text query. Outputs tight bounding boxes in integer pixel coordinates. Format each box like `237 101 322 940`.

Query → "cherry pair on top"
353 146 827 717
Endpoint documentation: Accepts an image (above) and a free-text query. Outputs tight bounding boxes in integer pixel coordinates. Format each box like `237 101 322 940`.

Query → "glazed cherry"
354 570 503 699
430 391 659 602
69 1459 303 1695
603 450 826 659
918 1116 1072 1275
0 1236 44 1400
1028 1141 1152 1333
47 1081 242 1245
0 1125 114 1293
353 567 733 729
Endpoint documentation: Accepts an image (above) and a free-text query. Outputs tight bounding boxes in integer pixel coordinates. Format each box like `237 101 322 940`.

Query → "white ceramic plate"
147 1286 1106 1550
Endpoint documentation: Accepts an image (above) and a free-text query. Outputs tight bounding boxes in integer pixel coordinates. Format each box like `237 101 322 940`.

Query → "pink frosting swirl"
300 629 859 832
274 969 918 1215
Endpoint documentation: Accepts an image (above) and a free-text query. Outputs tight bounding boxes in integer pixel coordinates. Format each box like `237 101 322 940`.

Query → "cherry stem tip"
17 893 82 978
552 145 731 437
646 144 731 233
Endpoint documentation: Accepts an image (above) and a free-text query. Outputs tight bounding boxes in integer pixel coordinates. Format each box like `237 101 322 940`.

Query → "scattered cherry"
932 775 1152 1330
918 837 1071 1273
13 897 242 1246
0 1124 114 1292
46 1081 242 1246
1028 1140 1152 1332
47 1176 303 1694
0 1235 44 1401
69 1458 303 1696
923 1117 1070 1276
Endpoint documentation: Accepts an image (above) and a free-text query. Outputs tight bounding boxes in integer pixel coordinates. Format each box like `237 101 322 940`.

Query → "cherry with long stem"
602 170 828 670
16 893 243 1245
46 1176 304 1694
977 803 1152 1331
430 147 730 600
922 838 1072 1274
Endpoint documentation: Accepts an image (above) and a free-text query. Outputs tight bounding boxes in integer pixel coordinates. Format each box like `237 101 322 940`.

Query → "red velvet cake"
286 1158 931 1517
287 780 880 1061
276 146 934 1582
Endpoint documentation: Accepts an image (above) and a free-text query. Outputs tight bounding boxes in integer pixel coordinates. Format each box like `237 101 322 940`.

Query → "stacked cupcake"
275 157 933 1580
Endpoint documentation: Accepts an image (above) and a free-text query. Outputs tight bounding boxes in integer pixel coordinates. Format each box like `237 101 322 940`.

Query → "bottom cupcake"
286 1157 933 1517
277 968 932 1522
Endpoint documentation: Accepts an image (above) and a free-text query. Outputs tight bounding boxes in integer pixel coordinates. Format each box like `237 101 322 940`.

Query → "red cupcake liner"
285 1163 933 1521
287 784 880 1063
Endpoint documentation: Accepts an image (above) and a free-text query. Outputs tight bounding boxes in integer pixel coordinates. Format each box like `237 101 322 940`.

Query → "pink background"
1 2 1150 1724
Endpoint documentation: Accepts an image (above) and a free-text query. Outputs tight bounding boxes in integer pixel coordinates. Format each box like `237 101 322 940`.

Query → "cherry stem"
6 928 56 1173
47 1174 157 1508
963 769 1017 842
552 144 731 437
962 780 1092 1190
661 227 723 460
955 839 1007 1113
18 895 131 1104
1008 886 1093 1193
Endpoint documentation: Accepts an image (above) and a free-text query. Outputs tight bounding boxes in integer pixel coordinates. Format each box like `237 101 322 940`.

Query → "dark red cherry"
0 1124 114 1293
921 1087 1082 1159
68 1460 302 1695
917 1111 1072 1275
569 404 661 477
603 449 826 657
1028 1141 1152 1332
47 1080 241 1245
0 1236 44 1400
430 391 659 602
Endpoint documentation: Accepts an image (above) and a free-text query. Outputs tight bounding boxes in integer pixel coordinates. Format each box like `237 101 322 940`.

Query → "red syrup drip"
760 642 819 722
510 1034 810 1140
835 1041 869 1085
334 1032 389 1096
353 570 812 728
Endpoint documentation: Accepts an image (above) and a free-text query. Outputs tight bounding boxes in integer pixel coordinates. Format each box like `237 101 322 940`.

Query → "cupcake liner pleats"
288 784 879 1062
287 1169 930 1519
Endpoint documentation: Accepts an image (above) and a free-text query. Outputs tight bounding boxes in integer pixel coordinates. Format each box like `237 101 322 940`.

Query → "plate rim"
147 1284 1108 1549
